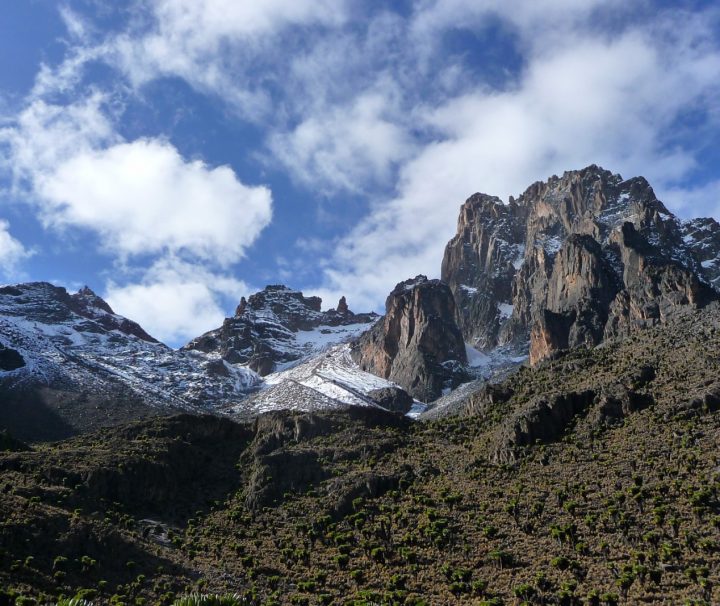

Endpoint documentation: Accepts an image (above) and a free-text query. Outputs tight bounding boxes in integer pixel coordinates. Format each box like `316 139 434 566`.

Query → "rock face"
184 285 378 375
441 166 720 364
351 276 467 402
490 390 597 465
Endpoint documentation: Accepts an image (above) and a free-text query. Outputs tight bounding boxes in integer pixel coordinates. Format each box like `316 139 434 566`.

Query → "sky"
0 0 719 347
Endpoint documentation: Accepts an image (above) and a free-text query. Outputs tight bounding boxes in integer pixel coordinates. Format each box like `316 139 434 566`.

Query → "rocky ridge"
184 285 378 375
0 283 392 442
441 165 720 364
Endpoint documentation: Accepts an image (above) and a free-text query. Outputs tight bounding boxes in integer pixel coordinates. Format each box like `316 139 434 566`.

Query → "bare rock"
367 386 414 414
491 390 596 464
441 165 720 364
184 285 377 375
351 276 468 402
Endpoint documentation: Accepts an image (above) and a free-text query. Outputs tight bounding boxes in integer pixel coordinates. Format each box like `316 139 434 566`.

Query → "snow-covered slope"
235 344 421 419
0 283 262 438
0 282 392 440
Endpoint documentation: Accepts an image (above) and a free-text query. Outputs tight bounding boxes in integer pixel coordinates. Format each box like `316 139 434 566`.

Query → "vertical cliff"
441 166 719 364
351 276 467 401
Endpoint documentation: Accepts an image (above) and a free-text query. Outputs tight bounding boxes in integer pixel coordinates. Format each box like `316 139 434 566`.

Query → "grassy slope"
1 306 719 605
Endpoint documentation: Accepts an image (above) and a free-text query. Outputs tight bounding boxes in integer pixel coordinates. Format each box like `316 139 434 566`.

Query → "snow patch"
498 303 513 319
465 344 492 369
512 244 525 269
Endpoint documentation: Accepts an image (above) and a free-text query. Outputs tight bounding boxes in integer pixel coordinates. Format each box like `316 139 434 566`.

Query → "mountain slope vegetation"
1 303 719 605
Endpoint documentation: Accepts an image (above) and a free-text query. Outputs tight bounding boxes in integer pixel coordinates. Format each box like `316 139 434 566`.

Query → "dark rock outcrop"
184 286 377 375
351 276 468 402
241 407 409 510
464 383 514 418
441 166 720 364
0 344 24 371
491 390 597 465
69 286 158 343
366 386 414 414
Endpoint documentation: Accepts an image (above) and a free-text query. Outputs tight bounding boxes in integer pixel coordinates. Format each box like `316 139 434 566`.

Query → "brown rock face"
441 165 720 364
441 194 526 349
529 234 619 364
602 223 717 340
351 276 467 402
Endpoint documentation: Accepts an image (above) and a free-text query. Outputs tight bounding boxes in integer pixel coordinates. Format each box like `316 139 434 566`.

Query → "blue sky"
1 0 719 346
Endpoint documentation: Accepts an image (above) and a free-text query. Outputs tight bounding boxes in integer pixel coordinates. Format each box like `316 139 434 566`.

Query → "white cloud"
104 0 349 119
0 220 31 277
269 91 414 193
1 95 272 264
6 0 720 329
1 93 117 182
105 257 250 346
409 0 629 49
661 180 720 220
37 138 272 263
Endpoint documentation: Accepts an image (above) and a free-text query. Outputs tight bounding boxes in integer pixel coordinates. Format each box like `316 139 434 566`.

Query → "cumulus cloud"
1 93 117 182
2 95 272 264
105 258 250 346
37 138 272 263
0 220 31 277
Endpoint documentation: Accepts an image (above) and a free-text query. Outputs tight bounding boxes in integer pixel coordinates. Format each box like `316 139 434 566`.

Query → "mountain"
0 283 389 442
0 282 261 441
183 285 378 375
441 165 720 364
3 165 720 604
2 301 719 605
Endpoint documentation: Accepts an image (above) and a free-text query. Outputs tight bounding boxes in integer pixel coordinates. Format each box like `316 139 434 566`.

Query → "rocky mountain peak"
351 275 467 401
71 285 115 315
442 166 720 364
235 296 248 316
0 282 157 343
184 285 378 375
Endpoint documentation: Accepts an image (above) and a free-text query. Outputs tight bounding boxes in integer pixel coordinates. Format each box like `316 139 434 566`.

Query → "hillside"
1 302 719 605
